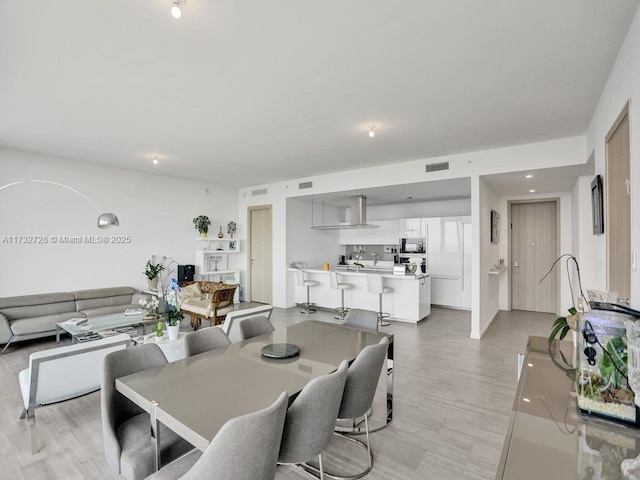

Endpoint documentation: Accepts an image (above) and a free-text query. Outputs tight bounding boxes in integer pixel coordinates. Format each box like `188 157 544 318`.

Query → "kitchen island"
290 267 430 323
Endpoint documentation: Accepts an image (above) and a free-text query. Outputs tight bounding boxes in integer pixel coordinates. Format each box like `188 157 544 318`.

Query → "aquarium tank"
577 302 640 427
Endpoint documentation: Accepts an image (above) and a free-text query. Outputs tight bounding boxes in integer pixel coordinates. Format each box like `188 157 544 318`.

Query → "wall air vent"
298 181 313 189
425 162 450 172
251 188 268 196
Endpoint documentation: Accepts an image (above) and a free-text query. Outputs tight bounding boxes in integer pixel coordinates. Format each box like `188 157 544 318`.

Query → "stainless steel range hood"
311 195 380 230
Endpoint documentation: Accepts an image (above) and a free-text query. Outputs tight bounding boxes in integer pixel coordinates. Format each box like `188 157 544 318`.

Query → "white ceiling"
0 1 637 189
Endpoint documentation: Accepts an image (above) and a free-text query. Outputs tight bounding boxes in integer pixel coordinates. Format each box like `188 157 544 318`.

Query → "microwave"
400 238 425 254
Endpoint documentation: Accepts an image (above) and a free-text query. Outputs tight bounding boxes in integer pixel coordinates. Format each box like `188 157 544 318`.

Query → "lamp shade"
98 213 120 229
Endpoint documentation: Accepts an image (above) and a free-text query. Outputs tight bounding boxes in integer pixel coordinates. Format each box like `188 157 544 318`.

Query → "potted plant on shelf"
143 259 165 292
193 215 211 238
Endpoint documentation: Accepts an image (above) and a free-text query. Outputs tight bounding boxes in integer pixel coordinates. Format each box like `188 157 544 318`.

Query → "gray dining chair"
144 391 288 480
183 327 230 357
238 316 275 340
333 336 390 479
278 361 349 480
102 343 192 480
341 309 379 332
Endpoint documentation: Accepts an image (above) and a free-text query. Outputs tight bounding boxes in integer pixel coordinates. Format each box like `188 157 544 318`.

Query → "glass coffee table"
56 313 155 344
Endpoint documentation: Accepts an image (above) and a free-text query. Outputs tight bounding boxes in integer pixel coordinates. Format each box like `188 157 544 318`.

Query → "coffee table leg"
150 400 161 471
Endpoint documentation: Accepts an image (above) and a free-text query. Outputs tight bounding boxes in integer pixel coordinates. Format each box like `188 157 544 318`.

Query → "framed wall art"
491 209 500 244
591 174 604 235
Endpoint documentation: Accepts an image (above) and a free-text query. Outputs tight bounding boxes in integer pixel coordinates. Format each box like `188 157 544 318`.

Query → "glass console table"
496 336 640 480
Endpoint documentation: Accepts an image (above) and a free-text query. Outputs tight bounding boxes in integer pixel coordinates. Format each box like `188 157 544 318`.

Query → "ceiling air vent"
298 181 313 189
251 188 267 196
425 162 449 173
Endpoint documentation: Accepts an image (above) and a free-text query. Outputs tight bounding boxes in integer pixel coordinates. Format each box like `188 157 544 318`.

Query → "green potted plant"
143 259 165 292
193 215 211 238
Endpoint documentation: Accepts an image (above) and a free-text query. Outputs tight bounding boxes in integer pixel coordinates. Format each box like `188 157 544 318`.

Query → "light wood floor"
0 307 553 479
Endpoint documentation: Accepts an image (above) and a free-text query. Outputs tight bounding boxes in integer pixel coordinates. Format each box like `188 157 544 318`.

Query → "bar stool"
329 271 354 320
296 269 319 314
367 274 392 327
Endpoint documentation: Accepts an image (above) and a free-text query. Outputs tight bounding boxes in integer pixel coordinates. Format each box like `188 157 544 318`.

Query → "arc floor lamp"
0 180 119 229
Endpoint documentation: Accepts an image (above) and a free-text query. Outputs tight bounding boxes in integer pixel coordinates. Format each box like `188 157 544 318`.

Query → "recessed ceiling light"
368 125 375 138
522 398 531 402
525 174 533 179
171 0 184 19
529 189 536 193
153 158 159 165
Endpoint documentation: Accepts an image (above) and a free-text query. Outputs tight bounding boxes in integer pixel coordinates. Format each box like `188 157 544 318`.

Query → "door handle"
513 261 519 268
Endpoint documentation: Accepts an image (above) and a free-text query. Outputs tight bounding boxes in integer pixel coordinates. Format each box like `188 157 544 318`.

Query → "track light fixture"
171 0 185 19
368 125 375 138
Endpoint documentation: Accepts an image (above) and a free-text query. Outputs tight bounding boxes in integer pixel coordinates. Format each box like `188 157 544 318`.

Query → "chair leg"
27 408 38 454
318 454 325 480
301 286 317 314
378 294 390 327
1 335 16 354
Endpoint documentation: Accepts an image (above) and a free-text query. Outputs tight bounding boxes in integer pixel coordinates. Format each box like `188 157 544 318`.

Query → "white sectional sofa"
0 287 145 352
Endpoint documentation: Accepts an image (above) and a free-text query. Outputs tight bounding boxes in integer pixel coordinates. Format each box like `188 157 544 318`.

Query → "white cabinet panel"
431 276 462 307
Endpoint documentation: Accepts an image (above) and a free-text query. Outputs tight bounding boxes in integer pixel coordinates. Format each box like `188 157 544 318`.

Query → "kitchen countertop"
288 266 428 280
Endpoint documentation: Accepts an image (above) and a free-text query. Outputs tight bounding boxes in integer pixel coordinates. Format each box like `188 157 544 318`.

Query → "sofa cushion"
80 304 139 318
0 293 76 321
10 312 85 336
73 287 135 300
181 299 212 317
73 287 136 312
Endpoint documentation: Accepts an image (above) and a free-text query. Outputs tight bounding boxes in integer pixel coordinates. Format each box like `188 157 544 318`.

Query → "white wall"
471 177 500 338
0 148 238 296
585 6 640 309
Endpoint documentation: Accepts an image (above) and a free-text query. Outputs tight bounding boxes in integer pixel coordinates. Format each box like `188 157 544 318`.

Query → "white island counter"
290 268 430 323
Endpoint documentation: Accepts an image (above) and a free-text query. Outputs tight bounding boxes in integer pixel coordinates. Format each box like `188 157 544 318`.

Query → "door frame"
507 198 561 314
247 204 273 304
605 101 631 299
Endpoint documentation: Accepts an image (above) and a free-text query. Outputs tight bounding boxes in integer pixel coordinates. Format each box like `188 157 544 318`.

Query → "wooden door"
606 103 631 301
511 201 558 313
249 206 272 304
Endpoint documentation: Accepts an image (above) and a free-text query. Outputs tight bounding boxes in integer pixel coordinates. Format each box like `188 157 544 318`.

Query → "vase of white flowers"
139 295 160 321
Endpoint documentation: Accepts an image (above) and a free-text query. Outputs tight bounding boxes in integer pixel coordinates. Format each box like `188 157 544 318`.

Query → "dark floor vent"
251 188 268 196
299 181 313 189
425 162 450 172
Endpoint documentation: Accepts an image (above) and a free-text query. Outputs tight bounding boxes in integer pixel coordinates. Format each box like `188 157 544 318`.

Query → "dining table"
115 320 394 471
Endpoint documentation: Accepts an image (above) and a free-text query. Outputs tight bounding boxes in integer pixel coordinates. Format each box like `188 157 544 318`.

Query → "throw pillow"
181 283 203 302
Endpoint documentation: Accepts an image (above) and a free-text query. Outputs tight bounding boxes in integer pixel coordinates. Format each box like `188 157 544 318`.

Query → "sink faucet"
353 255 364 271
371 253 379 266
